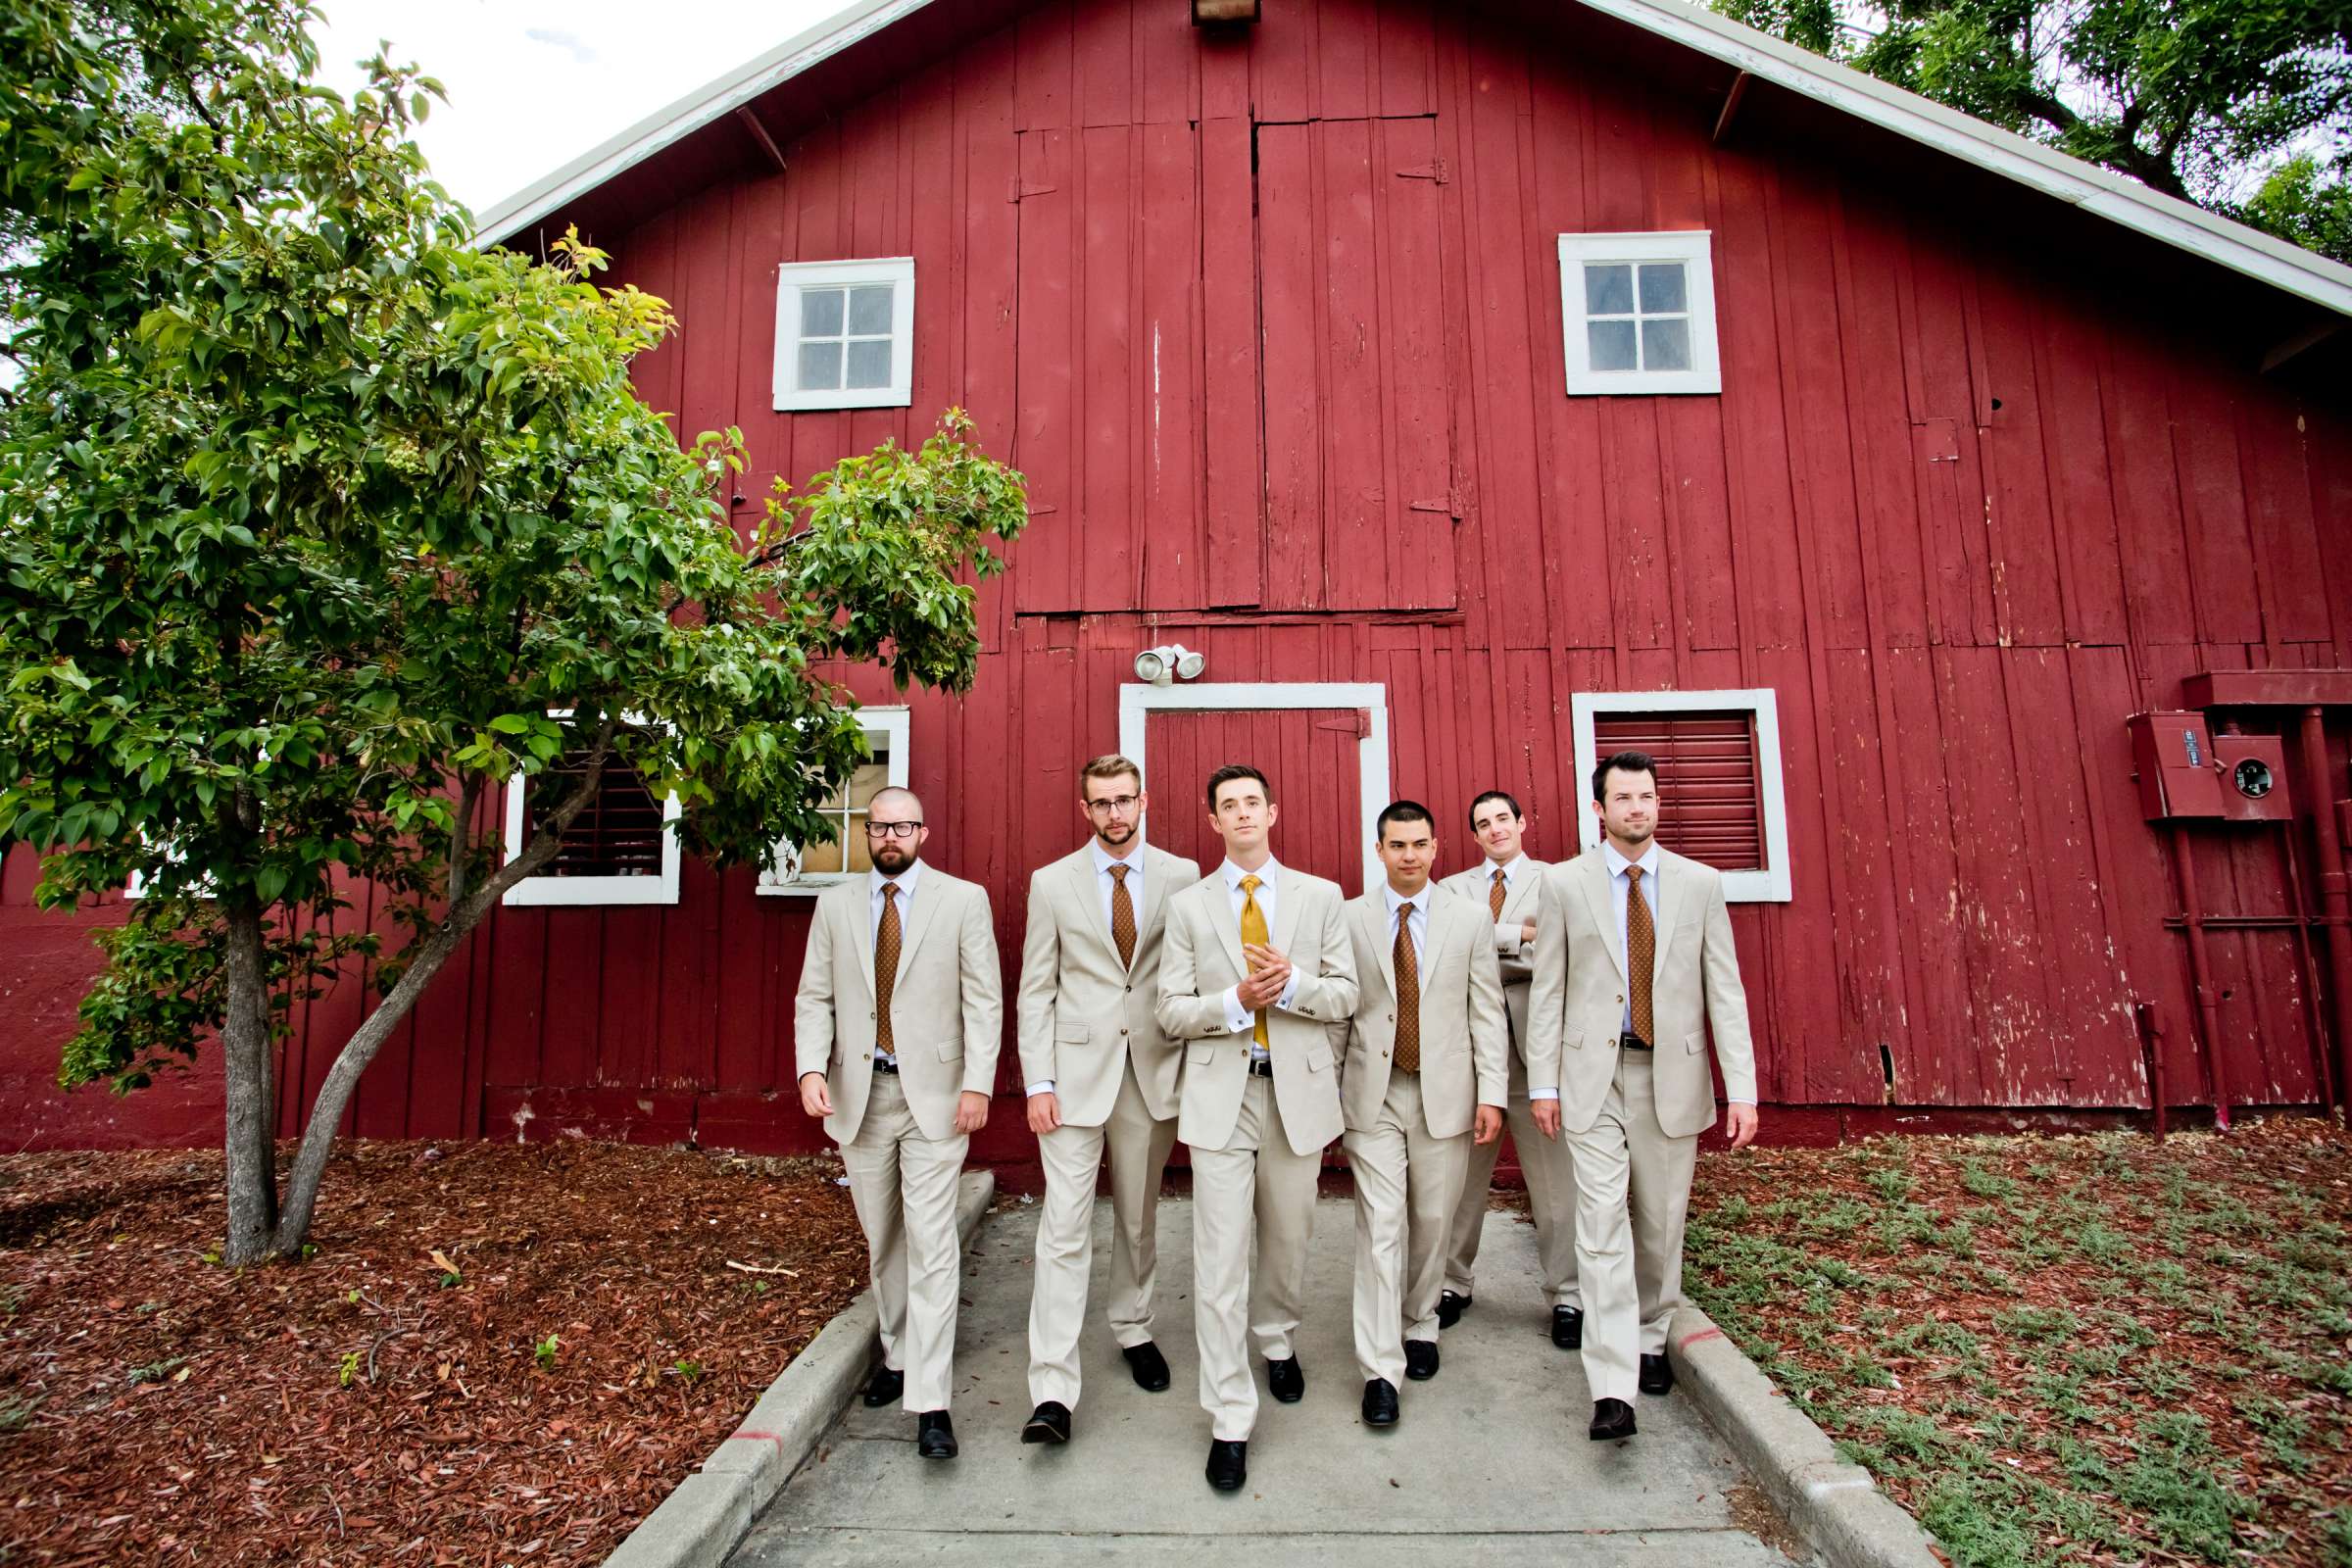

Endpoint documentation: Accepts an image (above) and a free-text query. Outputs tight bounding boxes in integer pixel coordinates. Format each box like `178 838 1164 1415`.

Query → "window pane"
799 829 845 875
1584 263 1633 316
797 340 842 391
845 338 893 389
800 287 845 337
1642 317 1691 371
847 284 894 335
1638 263 1688 315
1587 318 1638 372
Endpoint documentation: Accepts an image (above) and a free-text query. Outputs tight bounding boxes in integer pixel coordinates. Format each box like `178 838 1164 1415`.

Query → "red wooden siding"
2 0 2348 1156
1144 709 1369 894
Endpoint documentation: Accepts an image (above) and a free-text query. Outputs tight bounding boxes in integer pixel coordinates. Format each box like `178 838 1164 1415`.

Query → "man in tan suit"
1156 763 1356 1492
1015 754 1201 1445
1528 751 1757 1443
795 786 1003 1460
1335 801 1506 1427
1438 791 1582 1349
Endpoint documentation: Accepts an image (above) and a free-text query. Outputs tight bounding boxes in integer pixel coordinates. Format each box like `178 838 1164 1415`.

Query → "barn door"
1143 707 1370 897
1255 117 1457 612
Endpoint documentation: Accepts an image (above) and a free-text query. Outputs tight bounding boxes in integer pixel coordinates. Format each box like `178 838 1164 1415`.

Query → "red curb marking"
727 1430 786 1449
1677 1327 1725 1350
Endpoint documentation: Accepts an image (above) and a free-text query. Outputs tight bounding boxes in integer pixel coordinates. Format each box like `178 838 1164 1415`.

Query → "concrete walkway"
731 1197 1794 1566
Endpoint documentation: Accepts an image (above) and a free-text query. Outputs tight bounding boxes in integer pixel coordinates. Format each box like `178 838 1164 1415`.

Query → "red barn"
7 0 2352 1161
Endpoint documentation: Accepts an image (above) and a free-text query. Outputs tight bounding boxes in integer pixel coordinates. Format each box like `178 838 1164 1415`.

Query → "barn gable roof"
473 0 2352 319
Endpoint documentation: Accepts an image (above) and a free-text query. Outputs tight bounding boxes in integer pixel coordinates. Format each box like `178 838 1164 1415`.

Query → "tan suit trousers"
839 1074 969 1413
1026 1055 1181 1408
1191 1072 1322 1441
1444 1033 1581 1307
1343 1071 1470 1386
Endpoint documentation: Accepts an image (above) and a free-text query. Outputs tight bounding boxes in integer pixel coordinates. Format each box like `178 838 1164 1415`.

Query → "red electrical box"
2128 711 2226 819
2213 734 2293 822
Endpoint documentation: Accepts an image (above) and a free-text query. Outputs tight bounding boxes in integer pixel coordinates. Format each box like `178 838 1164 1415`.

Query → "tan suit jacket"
1524 846 1756 1138
1155 866 1356 1156
1438 857 1549 1053
1014 843 1201 1126
793 866 1004 1144
1335 888 1508 1139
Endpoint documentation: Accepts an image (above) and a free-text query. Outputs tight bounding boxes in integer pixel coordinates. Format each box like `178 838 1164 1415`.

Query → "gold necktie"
1625 865 1653 1044
1490 866 1506 920
876 883 901 1054
1393 903 1420 1074
1238 874 1270 1050
1109 863 1136 968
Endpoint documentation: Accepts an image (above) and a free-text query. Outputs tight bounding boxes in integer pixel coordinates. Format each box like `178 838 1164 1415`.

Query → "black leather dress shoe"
1122 1341 1172 1392
1361 1377 1400 1426
1588 1396 1637 1442
1403 1340 1440 1381
1022 1400 1071 1444
1551 1304 1585 1349
1266 1356 1305 1403
1205 1438 1249 1491
860 1365 904 1407
916 1409 957 1458
1639 1352 1676 1396
1437 1290 1471 1330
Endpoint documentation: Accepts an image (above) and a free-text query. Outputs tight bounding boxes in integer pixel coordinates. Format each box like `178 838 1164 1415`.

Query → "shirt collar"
1485 851 1526 883
1093 839 1145 876
1602 842 1659 879
870 859 924 900
1221 857 1282 891
1383 883 1431 919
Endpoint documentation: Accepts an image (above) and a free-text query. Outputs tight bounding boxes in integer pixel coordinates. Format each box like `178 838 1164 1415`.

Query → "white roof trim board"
474 0 2352 319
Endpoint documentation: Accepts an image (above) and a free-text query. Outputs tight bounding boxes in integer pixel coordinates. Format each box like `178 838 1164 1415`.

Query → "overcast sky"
310 0 853 215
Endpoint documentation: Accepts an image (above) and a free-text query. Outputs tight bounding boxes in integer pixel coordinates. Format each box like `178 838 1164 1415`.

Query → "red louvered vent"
525 740 666 878
1592 710 1764 871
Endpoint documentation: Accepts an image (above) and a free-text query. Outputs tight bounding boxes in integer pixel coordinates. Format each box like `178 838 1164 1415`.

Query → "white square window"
1570 688 1790 902
502 714 682 906
771 258 915 412
758 707 912 896
1557 231 1721 396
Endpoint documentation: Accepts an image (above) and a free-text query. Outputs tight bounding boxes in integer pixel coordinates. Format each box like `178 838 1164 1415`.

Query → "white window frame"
124 840 207 902
1570 688 1790 903
757 706 912 897
1557 231 1722 396
771 257 916 412
1117 681 1391 895
501 711 682 907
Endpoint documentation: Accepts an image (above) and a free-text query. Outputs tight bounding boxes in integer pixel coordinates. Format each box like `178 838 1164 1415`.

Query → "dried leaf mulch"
1682 1114 2352 1568
0 1138 869 1566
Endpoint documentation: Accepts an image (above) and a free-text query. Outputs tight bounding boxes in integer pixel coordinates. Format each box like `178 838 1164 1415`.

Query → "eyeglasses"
863 820 924 839
1085 794 1142 817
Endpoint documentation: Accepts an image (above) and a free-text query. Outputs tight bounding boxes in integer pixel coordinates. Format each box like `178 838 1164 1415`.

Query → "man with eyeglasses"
1013 755 1201 1446
795 785 1002 1460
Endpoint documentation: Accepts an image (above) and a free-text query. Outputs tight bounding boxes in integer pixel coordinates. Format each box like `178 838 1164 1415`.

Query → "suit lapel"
1647 850 1680 981
1206 875 1248 980
1073 851 1121 962
849 880 878 998
1270 867 1304 957
1503 861 1544 923
1363 895 1397 1001
895 872 944 986
1139 847 1174 948
1581 854 1627 981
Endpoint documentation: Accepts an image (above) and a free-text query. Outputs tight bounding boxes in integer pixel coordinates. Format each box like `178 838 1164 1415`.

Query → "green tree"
1711 0 2352 263
0 0 1025 1263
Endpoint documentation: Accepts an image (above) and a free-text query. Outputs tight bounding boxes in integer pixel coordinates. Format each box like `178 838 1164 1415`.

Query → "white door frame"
1118 681 1391 890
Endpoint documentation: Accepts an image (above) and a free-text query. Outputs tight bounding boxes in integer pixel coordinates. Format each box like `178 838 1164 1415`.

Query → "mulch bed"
1682 1113 2352 1568
0 1140 869 1566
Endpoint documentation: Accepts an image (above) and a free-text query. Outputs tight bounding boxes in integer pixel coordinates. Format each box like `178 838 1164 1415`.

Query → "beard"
1096 818 1138 848
1612 819 1655 845
871 840 915 873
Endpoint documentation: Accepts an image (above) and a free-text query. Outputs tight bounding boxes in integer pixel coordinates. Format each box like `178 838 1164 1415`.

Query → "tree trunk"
220 894 280 1265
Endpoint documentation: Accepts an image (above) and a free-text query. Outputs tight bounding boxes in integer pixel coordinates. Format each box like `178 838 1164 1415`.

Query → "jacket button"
1120 1028 1129 1036
1125 984 1133 993
1615 996 1624 1005
1387 1012 1395 1022
862 1053 872 1061
869 1009 878 1019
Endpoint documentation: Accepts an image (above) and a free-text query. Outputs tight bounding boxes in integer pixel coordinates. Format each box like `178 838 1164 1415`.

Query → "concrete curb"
607 1170 998 1568
1669 1304 1944 1568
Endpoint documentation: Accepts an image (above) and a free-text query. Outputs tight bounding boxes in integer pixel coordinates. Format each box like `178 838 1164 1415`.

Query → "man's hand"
1532 1098 1562 1139
1473 1104 1504 1146
1520 919 1536 945
1026 1091 1061 1136
955 1090 991 1134
1238 944 1292 1010
1724 1102 1759 1150
798 1071 833 1118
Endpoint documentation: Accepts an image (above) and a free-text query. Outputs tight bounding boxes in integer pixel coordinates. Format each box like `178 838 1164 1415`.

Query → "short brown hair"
1079 754 1143 797
1205 763 1271 809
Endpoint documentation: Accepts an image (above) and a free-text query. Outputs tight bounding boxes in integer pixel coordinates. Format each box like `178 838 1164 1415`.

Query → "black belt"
1247 1057 1276 1077
1619 1033 1653 1053
873 1057 901 1074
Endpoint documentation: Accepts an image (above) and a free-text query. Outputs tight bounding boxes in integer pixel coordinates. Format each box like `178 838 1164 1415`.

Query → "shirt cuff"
1728 1099 1756 1106
1275 970 1301 1011
1026 1081 1055 1098
1528 1088 1560 1101
1222 986 1251 1034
